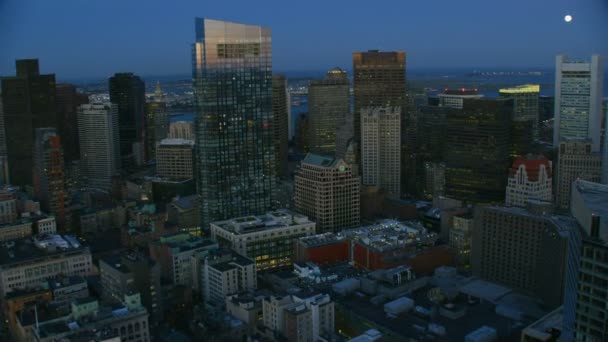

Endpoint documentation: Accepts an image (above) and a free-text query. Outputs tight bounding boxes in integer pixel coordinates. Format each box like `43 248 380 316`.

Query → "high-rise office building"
55 84 89 162
444 98 513 204
437 88 483 109
168 121 194 140
294 154 360 233
272 75 289 179
156 138 194 180
353 50 406 145
109 72 145 164
33 128 66 229
472 204 574 309
307 68 349 155
555 139 602 209
1 59 57 186
603 106 608 184
145 87 169 161
360 106 401 198
499 84 540 138
77 103 121 191
0 97 6 158
554 55 604 151
193 18 276 230
505 154 552 207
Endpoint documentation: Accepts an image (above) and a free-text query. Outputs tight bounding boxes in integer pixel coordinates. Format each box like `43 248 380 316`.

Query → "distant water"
170 112 195 122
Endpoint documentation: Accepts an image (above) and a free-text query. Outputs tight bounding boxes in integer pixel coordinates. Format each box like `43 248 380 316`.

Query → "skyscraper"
193 18 276 230
554 55 604 151
353 51 406 145
77 103 121 191
145 90 169 161
499 84 540 138
307 68 349 155
294 154 360 233
272 75 289 179
109 72 145 165
55 84 89 162
1 59 57 186
360 106 401 198
444 98 513 204
555 139 602 210
33 128 66 229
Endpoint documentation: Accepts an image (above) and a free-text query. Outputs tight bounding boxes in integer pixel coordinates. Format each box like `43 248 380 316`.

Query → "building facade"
361 106 401 198
201 249 256 304
555 139 602 209
55 83 89 162
499 84 540 138
505 154 552 207
33 128 66 229
210 210 315 271
156 138 194 180
168 121 194 140
272 74 289 179
193 18 276 230
77 103 121 191
554 55 604 152
109 73 146 164
294 154 360 233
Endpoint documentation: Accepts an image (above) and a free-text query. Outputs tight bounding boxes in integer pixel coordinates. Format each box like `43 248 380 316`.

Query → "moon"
564 15 573 23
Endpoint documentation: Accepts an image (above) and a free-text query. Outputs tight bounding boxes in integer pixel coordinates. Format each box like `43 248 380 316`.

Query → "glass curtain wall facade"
193 18 276 230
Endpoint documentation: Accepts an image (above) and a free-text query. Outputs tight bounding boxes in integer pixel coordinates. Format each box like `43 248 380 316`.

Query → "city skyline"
1 0 608 78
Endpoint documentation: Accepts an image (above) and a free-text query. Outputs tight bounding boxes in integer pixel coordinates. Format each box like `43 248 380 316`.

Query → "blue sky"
1 0 607 79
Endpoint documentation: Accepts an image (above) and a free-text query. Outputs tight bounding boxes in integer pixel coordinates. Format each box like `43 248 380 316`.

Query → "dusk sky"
1 0 607 79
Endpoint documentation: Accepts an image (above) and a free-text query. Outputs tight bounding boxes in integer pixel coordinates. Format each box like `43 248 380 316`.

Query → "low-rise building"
295 233 349 265
202 249 256 305
210 210 316 271
167 194 201 233
46 275 89 311
0 219 32 242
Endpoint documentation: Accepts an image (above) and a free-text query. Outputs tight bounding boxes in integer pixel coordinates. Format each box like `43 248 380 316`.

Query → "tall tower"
145 83 169 161
33 128 66 229
555 139 602 209
272 75 289 179
307 68 349 155
55 84 89 162
554 55 604 151
109 72 145 165
360 106 401 198
193 18 276 230
77 103 121 191
1 59 57 186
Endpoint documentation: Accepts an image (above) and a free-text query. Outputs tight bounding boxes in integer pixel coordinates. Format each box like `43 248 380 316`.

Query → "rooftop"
338 220 437 252
0 234 88 266
211 209 311 235
159 138 195 146
298 233 345 248
172 194 200 210
302 153 341 168
573 180 608 218
499 84 540 94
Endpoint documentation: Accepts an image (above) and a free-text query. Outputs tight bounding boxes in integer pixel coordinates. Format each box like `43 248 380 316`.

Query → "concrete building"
168 121 194 140
423 162 446 199
0 189 17 224
472 204 575 308
554 55 604 152
505 154 552 207
201 249 256 305
567 180 608 341
294 154 360 233
0 219 32 242
155 138 194 180
449 212 474 269
167 194 201 232
45 275 89 311
210 209 315 271
100 252 163 322
77 103 121 191
33 128 66 229
55 83 89 163
361 106 401 198
555 139 602 209
148 232 218 286
0 234 92 295
296 233 349 266
438 88 483 109
499 84 540 138
272 74 290 178
307 68 349 155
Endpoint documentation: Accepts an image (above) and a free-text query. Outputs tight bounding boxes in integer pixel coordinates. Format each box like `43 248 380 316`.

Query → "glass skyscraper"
193 18 276 230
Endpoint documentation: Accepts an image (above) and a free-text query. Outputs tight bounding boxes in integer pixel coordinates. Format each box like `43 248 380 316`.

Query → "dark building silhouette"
33 128 66 230
272 75 289 179
55 84 89 162
1 59 57 186
445 98 513 204
109 73 145 165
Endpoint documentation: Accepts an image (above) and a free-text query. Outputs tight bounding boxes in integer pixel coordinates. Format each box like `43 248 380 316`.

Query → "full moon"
564 15 573 23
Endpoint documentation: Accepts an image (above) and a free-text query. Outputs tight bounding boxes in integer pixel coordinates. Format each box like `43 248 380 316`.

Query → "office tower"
193 18 276 230
445 98 513 204
295 113 309 154
499 84 540 138
353 50 406 145
0 189 17 224
55 84 89 162
1 59 57 186
109 72 145 164
77 103 121 191
202 249 256 304
272 75 289 178
294 154 360 233
472 205 574 309
438 88 483 109
555 139 602 209
156 138 194 180
449 212 474 268
307 68 349 155
145 92 169 161
567 180 608 341
210 210 315 271
168 121 194 140
33 128 66 229
423 161 446 199
335 110 354 159
360 106 401 198
0 97 6 158
505 154 552 207
604 106 608 184
554 55 604 151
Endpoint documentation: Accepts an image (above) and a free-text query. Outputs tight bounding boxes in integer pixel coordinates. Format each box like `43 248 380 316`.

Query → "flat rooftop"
211 209 311 235
298 233 344 248
573 180 608 217
338 220 437 252
0 234 88 266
